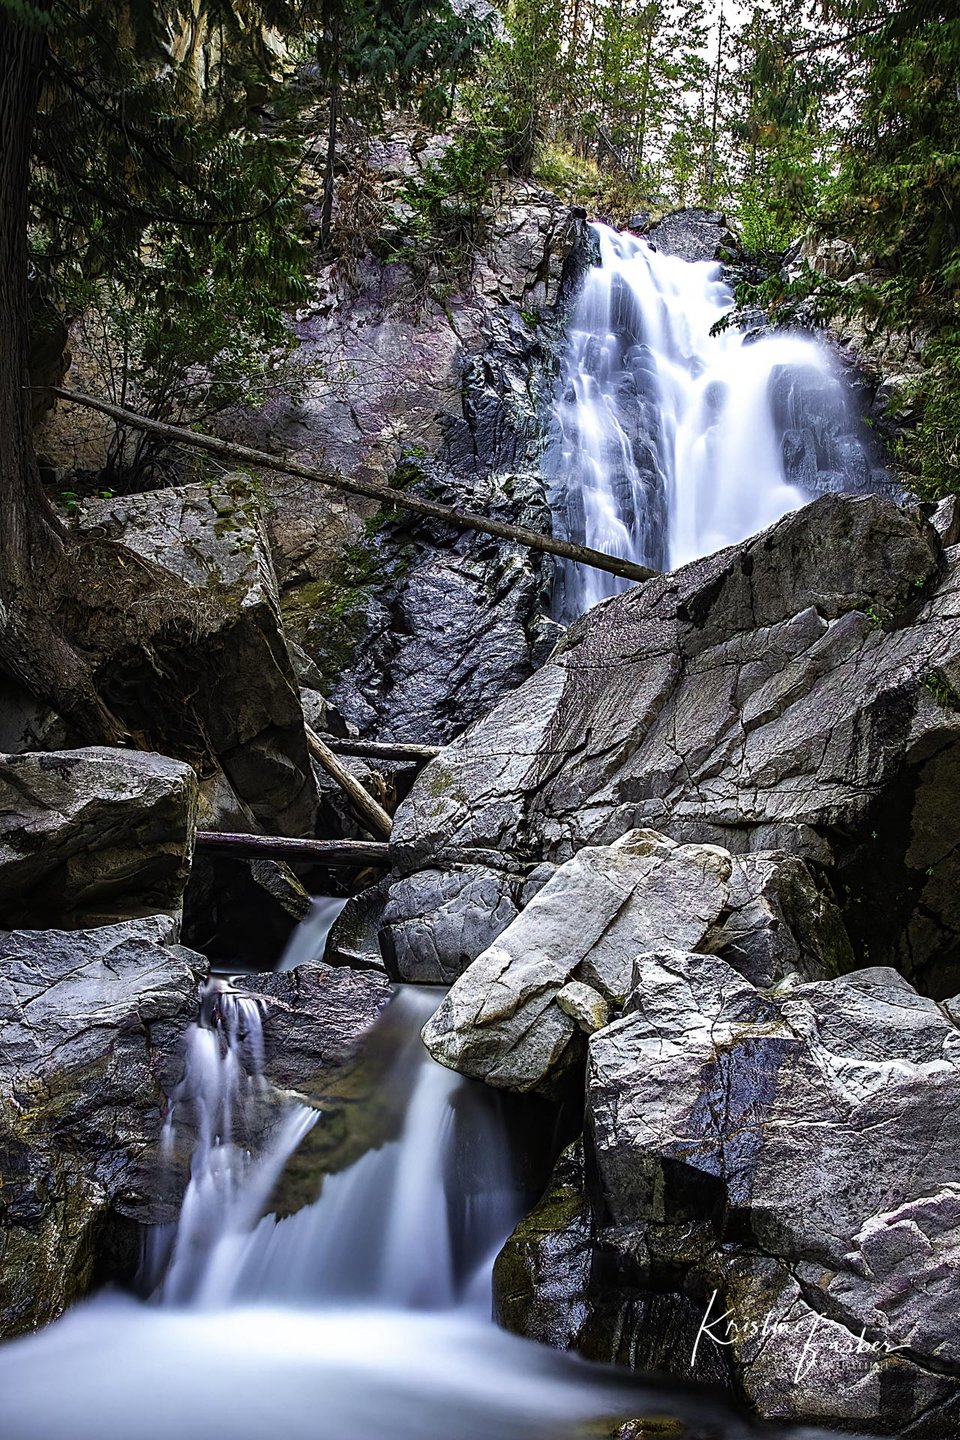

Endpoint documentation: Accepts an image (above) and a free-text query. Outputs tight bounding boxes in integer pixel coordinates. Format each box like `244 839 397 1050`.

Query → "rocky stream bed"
3 183 960 1439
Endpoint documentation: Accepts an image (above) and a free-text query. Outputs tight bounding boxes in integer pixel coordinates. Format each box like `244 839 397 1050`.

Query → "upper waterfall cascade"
547 222 884 621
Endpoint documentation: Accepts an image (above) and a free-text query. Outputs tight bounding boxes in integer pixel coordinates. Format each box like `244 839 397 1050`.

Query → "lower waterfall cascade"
547 222 887 621
0 974 850 1440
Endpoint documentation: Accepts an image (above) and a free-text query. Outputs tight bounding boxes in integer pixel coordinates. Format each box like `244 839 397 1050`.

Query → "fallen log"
305 725 393 839
46 387 659 586
196 831 391 867
320 737 442 763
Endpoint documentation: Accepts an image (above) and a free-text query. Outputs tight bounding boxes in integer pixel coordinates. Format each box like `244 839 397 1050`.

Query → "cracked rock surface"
80 476 317 838
397 493 960 995
0 918 204 1338
421 829 849 1093
495 952 960 1433
590 952 960 1433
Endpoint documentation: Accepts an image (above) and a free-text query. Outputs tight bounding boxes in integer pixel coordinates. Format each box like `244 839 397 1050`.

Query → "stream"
0 984 857 1440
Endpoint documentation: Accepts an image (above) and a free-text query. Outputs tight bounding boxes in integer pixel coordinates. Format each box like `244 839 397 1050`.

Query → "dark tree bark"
0 5 126 743
319 26 340 248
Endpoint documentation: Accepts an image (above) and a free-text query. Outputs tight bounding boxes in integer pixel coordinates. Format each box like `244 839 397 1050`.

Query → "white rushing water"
547 222 854 620
276 895 347 972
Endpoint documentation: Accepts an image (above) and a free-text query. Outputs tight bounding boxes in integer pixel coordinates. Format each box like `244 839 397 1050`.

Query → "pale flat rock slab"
421 830 733 1092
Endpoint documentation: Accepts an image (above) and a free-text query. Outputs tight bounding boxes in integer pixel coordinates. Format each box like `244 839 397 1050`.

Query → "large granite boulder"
396 494 960 994
0 748 197 931
576 951 960 1434
0 918 204 1337
79 475 317 837
422 830 849 1093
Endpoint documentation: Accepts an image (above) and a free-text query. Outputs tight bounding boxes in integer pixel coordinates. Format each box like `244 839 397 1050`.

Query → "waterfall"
547 222 879 621
144 978 318 1303
0 974 847 1440
184 987 519 1311
276 896 347 972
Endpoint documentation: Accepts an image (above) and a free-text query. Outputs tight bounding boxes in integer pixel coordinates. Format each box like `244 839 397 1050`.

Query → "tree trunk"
49 388 659 586
0 6 126 743
320 56 339 247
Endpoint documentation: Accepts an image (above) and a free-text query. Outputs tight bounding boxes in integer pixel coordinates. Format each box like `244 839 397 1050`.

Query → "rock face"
422 830 848 1093
581 952 960 1434
492 1140 731 1388
80 475 317 837
247 160 580 743
0 918 204 1338
770 359 894 504
495 952 960 1433
325 468 558 745
397 494 960 995
0 748 197 930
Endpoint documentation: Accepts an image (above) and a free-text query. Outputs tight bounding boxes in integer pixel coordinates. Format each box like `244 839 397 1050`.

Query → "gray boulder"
396 494 960 994
327 862 557 982
583 951 960 1433
80 475 317 836
421 830 849 1093
0 748 197 930
0 919 204 1337
645 208 735 262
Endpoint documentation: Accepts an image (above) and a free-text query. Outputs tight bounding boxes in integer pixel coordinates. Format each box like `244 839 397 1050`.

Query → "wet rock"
644 209 735 263
246 175 578 742
325 878 393 972
328 860 556 982
583 951 960 1434
421 831 733 1093
0 748 197 931
327 468 556 745
395 494 960 994
381 865 523 983
770 360 893 502
0 919 205 1338
247 962 395 1093
80 475 317 837
493 1141 731 1387
245 964 399 1205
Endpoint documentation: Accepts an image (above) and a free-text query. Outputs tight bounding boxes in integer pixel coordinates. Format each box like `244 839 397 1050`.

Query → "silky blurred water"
547 223 859 619
0 982 876 1440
